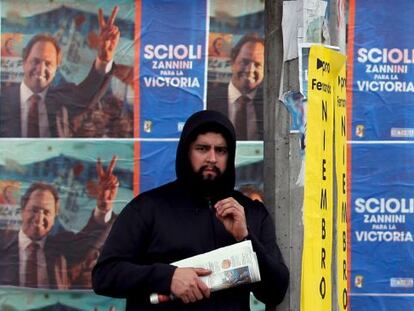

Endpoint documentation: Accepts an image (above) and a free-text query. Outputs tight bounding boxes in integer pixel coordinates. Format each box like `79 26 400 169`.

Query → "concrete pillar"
264 1 292 310
264 1 346 310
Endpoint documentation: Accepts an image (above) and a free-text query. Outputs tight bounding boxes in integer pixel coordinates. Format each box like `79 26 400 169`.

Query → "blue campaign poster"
350 143 414 309
139 140 178 193
139 0 208 138
349 1 414 309
349 0 414 141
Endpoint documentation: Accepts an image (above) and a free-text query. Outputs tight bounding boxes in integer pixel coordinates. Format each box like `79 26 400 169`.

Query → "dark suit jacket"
0 212 114 289
0 64 109 137
207 82 264 140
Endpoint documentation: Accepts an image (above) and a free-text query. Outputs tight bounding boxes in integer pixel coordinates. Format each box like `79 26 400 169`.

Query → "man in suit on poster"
0 156 119 289
0 6 120 138
207 34 265 141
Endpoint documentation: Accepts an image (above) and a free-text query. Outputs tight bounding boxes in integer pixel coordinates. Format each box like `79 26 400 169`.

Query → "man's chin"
27 228 48 240
29 79 51 92
202 173 217 181
237 82 258 94
246 81 260 90
28 85 47 94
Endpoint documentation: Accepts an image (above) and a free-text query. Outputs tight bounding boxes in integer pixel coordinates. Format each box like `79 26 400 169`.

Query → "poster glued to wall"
348 0 414 310
301 45 346 311
0 0 266 310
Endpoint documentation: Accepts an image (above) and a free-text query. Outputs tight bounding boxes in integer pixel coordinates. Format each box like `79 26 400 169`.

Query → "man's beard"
193 165 226 197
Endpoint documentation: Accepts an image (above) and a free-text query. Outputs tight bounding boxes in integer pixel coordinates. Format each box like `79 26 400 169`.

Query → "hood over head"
176 110 236 198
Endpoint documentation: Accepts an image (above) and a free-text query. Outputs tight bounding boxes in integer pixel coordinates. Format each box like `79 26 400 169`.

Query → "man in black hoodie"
92 110 289 310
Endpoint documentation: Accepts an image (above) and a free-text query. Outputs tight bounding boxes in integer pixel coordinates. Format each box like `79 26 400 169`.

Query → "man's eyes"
195 146 227 154
216 147 228 154
31 59 53 67
241 59 262 68
196 146 208 151
27 207 50 215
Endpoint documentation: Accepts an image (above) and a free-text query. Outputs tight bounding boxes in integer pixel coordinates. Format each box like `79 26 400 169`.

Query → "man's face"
3 185 18 204
214 38 223 51
5 38 15 54
189 132 228 181
23 41 58 93
231 41 264 94
21 189 57 240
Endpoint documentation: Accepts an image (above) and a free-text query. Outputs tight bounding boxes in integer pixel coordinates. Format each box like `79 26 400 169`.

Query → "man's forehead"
239 42 264 57
28 189 55 202
27 41 58 58
194 132 227 145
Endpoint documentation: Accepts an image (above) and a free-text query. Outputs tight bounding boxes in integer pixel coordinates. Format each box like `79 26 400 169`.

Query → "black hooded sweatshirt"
92 110 289 310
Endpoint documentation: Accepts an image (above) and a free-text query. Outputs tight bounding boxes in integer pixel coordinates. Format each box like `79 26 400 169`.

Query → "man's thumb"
194 268 212 276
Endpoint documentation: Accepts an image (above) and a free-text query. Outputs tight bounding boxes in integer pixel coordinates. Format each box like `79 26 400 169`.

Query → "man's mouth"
239 72 257 84
201 166 220 175
247 76 257 83
31 220 46 228
204 168 216 174
31 72 47 82
34 75 46 81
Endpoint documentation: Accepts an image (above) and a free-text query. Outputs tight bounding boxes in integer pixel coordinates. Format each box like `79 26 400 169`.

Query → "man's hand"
70 248 100 288
214 197 248 241
97 6 120 62
96 155 119 214
170 267 211 304
113 64 134 87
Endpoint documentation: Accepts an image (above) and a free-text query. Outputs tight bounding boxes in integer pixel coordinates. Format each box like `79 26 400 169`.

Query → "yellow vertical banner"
301 45 346 310
334 58 348 310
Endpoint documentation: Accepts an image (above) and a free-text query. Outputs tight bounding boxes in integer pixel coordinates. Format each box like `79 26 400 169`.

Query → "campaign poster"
348 0 414 141
350 143 414 310
348 1 414 310
0 1 135 138
138 140 178 194
0 287 126 311
301 46 335 311
0 140 134 290
207 0 265 141
0 0 267 309
138 0 208 139
235 142 264 203
334 63 348 311
301 45 346 311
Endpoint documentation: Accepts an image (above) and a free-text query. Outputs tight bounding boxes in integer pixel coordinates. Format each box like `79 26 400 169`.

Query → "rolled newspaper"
149 293 175 304
149 240 260 304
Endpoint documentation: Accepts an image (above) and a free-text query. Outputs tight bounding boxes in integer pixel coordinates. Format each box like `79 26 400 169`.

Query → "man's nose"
33 211 44 224
36 61 47 73
207 149 217 163
245 62 256 73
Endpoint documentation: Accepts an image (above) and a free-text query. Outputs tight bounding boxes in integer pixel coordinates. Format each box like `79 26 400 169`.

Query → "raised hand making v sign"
94 6 120 72
95 156 119 220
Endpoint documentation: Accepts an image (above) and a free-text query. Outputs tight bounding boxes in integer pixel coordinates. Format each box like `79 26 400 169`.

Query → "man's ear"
57 56 62 67
55 201 60 215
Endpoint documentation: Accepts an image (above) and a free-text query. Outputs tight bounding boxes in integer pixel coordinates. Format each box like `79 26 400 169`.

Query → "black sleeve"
91 195 176 299
248 203 289 306
49 62 110 118
67 211 115 264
